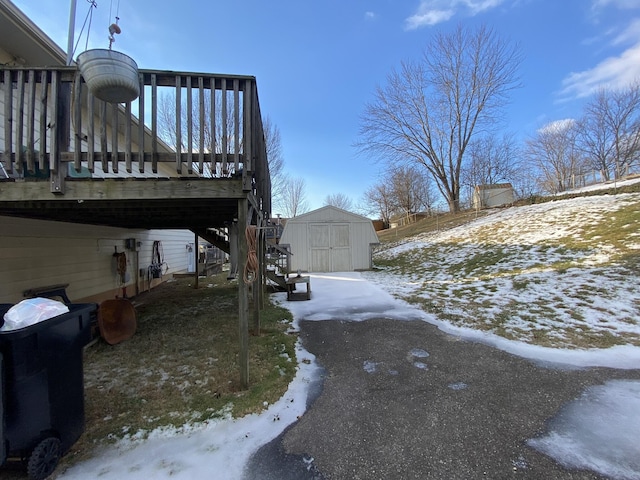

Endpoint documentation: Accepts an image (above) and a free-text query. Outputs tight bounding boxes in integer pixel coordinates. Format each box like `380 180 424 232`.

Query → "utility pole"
66 0 77 65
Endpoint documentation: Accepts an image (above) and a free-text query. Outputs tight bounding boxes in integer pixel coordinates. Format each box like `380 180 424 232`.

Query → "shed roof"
475 183 513 191
286 205 375 223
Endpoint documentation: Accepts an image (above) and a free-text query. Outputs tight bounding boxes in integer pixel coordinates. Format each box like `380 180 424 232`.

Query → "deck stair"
266 269 287 291
265 243 292 291
193 228 230 254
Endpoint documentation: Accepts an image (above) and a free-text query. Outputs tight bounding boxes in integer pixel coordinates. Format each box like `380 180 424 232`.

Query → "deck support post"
228 222 238 279
51 83 70 194
238 197 249 388
194 231 199 289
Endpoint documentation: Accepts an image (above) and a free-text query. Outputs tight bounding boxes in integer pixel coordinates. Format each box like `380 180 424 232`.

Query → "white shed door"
309 224 330 272
309 223 351 272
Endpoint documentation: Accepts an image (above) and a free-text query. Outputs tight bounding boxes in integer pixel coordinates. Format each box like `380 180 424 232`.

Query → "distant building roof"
474 183 513 191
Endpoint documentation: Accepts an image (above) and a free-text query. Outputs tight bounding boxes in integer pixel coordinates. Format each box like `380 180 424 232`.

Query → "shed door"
309 224 330 272
331 224 351 271
309 223 351 272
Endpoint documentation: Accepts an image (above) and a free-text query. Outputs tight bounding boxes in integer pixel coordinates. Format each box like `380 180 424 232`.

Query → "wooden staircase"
266 269 287 290
265 243 292 291
192 228 230 254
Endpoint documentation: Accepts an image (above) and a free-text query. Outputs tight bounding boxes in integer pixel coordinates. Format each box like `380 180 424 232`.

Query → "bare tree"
362 182 394 227
157 90 286 181
526 120 586 194
262 116 287 210
389 165 435 216
324 193 354 211
462 133 519 188
578 83 640 180
281 177 309 218
357 24 522 212
577 90 616 181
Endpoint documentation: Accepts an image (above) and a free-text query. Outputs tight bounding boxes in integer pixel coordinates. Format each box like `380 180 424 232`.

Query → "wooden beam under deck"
0 177 245 202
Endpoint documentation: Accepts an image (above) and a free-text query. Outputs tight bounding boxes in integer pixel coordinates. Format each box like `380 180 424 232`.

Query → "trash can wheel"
27 437 61 480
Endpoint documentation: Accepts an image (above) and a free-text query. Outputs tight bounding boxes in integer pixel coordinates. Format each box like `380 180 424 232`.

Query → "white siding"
280 206 379 272
0 215 193 303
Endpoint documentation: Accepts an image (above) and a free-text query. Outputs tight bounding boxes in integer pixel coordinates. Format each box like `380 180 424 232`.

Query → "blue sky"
11 0 640 212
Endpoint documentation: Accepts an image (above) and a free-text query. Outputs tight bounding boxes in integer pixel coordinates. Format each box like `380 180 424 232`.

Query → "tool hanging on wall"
113 247 128 298
147 241 168 284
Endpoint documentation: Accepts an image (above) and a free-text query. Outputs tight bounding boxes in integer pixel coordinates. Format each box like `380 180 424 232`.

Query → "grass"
377 210 492 243
370 188 640 350
47 186 640 472
59 273 297 469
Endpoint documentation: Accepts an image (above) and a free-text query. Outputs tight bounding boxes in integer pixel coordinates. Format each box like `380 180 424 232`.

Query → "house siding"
0 215 193 303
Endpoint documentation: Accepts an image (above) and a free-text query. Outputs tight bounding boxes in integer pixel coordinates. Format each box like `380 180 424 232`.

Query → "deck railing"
0 66 270 213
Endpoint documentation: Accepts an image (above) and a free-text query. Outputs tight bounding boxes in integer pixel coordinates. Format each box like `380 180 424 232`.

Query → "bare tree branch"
526 120 587 194
324 193 354 211
281 177 308 218
357 24 522 212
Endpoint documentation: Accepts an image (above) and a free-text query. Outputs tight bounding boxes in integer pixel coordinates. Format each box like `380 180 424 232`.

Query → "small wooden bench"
286 275 311 300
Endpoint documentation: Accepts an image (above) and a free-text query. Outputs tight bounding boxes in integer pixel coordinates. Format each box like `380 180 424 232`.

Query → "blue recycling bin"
0 302 96 480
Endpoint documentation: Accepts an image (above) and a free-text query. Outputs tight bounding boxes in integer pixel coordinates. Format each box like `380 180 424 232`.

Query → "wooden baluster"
100 99 108 172
221 78 228 175
26 70 36 174
186 75 193 174
38 70 49 171
87 93 95 172
234 78 240 175
111 103 119 173
73 70 82 173
175 75 182 173
243 80 253 191
125 101 132 173
151 73 158 173
15 70 24 173
3 70 13 174
198 76 204 175
49 71 59 175
138 72 145 173
211 77 216 176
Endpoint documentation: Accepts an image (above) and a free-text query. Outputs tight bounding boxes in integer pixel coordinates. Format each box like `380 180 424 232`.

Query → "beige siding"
0 215 193 304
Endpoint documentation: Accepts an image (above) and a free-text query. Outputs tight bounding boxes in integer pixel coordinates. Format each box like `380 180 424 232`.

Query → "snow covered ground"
57 191 640 480
369 191 640 349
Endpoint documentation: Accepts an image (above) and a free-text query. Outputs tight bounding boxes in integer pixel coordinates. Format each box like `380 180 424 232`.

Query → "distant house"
473 183 515 209
279 206 379 272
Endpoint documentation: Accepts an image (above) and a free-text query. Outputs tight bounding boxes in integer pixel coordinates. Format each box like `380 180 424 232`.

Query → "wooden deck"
0 65 272 388
0 67 270 229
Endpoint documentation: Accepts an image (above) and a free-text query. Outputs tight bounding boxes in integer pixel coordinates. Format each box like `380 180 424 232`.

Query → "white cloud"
560 41 640 99
465 0 504 14
405 9 455 29
538 118 576 135
560 18 640 99
612 18 640 45
592 0 640 10
364 11 377 21
404 0 506 29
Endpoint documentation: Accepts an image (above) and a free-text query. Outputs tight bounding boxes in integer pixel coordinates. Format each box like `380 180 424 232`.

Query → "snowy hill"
366 191 640 349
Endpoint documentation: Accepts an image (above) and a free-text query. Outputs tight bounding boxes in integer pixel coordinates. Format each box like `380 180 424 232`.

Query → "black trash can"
0 302 96 480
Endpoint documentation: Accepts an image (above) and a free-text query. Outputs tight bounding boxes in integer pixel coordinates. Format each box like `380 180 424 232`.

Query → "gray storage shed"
279 206 379 272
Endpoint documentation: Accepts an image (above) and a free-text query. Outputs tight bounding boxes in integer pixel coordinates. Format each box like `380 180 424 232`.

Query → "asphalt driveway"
246 317 640 480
